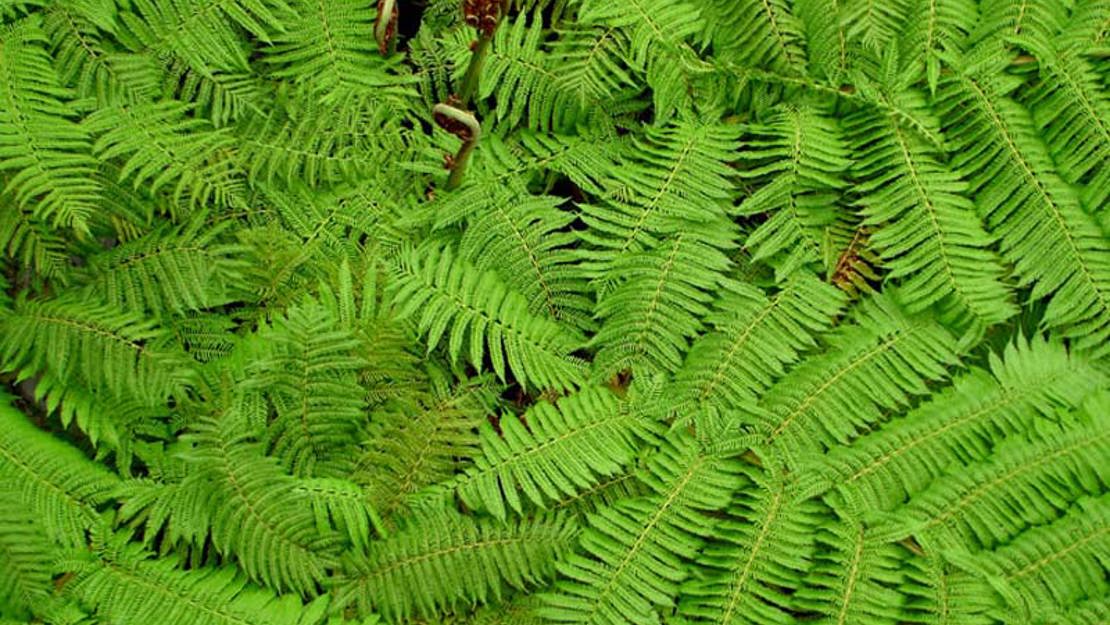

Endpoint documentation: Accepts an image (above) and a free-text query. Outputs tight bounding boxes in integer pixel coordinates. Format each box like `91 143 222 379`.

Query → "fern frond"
575 0 703 70
263 0 391 96
846 92 1016 326
337 509 577 621
937 45 1110 357
1022 37 1110 209
466 15 581 131
0 17 102 233
970 495 1110 620
454 387 660 520
670 273 846 422
736 105 854 278
841 0 910 52
246 300 367 477
0 293 194 403
0 483 54 617
677 466 826 625
750 292 959 465
0 393 119 546
67 531 323 625
233 97 409 189
85 100 246 209
42 2 148 105
388 243 585 392
896 0 977 89
793 515 911 625
548 22 636 108
818 336 1104 510
79 217 246 315
900 552 999 625
700 0 807 75
445 186 592 331
591 225 737 378
971 0 1069 43
293 477 384 552
0 200 70 281
114 0 292 74
579 118 740 280
30 370 168 475
540 433 743 625
179 416 341 594
881 400 1109 550
354 373 493 520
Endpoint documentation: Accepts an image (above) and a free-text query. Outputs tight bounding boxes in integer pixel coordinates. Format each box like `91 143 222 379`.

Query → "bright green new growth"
0 1 1107 625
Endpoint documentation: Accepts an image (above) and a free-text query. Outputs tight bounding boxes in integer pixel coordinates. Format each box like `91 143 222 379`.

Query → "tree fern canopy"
0 1 1107 624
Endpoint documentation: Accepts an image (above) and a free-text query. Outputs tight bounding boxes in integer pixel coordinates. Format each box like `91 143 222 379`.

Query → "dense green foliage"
0 0 1107 624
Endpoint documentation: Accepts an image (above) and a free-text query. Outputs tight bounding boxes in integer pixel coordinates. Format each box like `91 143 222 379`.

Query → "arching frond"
0 482 54 617
0 393 119 547
575 0 703 70
700 0 807 75
966 495 1110 621
245 300 367 477
0 293 194 403
577 118 740 281
670 273 846 423
750 292 959 465
354 374 494 520
794 515 911 625
67 531 323 625
846 90 1016 326
262 0 390 96
0 17 102 233
178 416 342 594
79 217 247 315
337 509 577 621
1022 37 1110 210
880 400 1109 550
591 224 737 378
818 337 1104 510
444 186 592 331
540 433 744 625
937 45 1110 357
454 387 661 520
736 105 854 279
466 15 582 131
85 100 246 209
388 243 586 392
113 0 293 74
677 466 826 625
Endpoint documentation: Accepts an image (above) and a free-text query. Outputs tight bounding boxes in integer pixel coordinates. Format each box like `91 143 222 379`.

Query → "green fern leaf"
881 400 1109 550
0 293 194 403
0 393 119 547
388 243 586 392
337 509 577 621
750 292 960 465
178 416 341 594
85 100 246 209
670 273 846 421
0 17 102 233
847 89 1017 326
454 387 661 520
246 300 368 477
67 531 326 625
736 105 854 279
818 336 1104 510
79 217 247 315
0 483 54 617
677 466 826 625
937 44 1110 357
540 433 743 625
